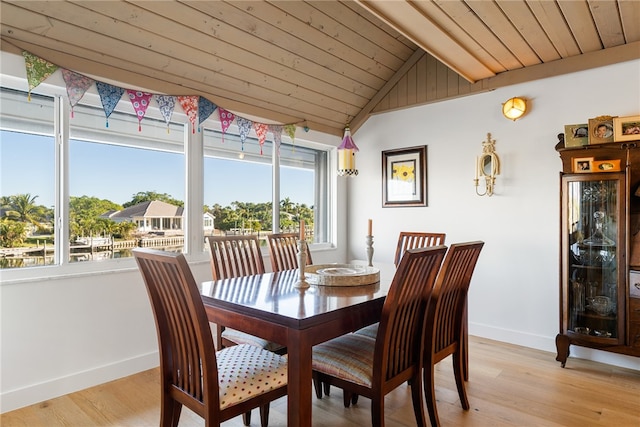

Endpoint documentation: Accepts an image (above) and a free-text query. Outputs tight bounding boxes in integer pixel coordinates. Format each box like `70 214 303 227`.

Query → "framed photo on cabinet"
564 124 589 147
382 145 427 207
572 157 594 173
613 115 640 142
592 159 621 172
588 116 615 144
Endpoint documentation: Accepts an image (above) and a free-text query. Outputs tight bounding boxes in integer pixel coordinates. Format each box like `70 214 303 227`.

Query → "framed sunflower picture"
382 145 427 207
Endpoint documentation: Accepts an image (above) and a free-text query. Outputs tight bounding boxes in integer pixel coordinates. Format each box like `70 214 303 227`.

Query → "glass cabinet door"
561 173 625 344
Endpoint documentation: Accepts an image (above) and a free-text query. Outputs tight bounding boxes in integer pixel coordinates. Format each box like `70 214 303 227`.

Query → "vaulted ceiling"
1 1 639 136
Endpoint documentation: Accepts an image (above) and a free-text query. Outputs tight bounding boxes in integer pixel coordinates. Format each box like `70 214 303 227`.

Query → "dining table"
199 262 396 427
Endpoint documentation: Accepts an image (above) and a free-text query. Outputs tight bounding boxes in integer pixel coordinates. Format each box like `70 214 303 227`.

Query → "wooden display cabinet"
556 139 640 366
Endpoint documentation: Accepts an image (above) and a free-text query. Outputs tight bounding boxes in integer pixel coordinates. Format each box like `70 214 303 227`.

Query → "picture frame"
572 157 594 173
382 145 427 207
592 159 621 172
564 123 589 147
613 115 640 142
588 116 615 144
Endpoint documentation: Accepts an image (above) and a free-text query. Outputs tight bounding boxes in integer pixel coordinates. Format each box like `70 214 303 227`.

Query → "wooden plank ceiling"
1 1 639 137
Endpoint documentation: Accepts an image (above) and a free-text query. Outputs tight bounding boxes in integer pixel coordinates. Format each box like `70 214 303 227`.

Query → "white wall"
348 60 640 371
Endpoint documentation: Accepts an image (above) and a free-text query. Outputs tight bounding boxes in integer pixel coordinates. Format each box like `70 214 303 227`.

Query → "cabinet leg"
555 334 570 368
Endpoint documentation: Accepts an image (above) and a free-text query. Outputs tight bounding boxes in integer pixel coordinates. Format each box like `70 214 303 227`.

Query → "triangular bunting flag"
61 69 94 118
154 95 176 133
236 117 253 151
284 124 297 151
22 51 58 101
96 81 125 127
178 95 198 134
269 125 283 156
198 96 217 131
254 123 268 155
126 89 153 132
218 108 235 144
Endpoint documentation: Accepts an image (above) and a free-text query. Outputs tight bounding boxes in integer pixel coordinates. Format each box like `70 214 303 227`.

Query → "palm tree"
280 197 294 214
5 193 46 227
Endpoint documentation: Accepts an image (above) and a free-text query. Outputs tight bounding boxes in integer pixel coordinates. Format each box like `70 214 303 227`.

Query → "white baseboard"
469 322 640 371
1 351 159 414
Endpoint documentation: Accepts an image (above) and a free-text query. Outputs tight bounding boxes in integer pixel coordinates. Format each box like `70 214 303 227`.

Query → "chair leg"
409 372 427 427
160 397 182 427
463 305 469 381
312 372 324 398
453 347 470 410
342 390 353 408
423 363 440 427
323 381 331 396
242 410 251 426
259 403 270 427
370 397 384 427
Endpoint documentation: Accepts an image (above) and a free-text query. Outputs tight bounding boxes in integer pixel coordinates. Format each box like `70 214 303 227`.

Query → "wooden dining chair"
353 231 447 341
311 246 447 427
133 248 287 427
394 231 446 266
266 232 313 271
422 241 484 427
206 236 285 354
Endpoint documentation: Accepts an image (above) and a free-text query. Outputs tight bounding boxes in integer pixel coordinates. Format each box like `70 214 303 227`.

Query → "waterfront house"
102 200 215 235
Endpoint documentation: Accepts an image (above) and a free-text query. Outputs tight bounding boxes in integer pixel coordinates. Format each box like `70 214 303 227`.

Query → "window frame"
1 68 335 282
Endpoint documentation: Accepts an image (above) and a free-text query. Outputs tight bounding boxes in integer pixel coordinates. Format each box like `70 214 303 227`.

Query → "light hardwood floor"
2 336 639 426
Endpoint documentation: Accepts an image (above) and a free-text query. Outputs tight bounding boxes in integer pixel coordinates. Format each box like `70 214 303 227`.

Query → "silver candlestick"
366 235 374 267
294 240 310 289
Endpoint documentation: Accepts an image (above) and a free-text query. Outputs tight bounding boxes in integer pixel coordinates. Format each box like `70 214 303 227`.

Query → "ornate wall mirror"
475 133 500 196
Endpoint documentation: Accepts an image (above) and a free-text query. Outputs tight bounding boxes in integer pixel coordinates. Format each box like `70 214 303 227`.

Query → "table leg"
287 330 313 427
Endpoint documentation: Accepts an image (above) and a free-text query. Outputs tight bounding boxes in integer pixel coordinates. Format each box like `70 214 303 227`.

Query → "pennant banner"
96 81 125 128
127 90 153 132
20 50 302 154
178 95 198 133
219 108 235 143
198 96 217 130
62 69 94 118
269 124 283 155
154 94 177 133
236 116 253 151
22 51 58 101
254 122 268 155
284 124 297 151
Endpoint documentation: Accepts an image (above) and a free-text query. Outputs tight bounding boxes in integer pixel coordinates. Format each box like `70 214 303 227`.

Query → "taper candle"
300 219 305 240
368 219 372 236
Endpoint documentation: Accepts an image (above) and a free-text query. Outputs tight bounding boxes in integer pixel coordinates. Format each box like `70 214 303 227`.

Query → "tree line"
1 191 313 248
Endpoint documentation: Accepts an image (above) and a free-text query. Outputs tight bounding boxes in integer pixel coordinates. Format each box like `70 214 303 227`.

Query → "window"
203 129 327 243
1 80 332 272
69 103 185 262
0 89 56 268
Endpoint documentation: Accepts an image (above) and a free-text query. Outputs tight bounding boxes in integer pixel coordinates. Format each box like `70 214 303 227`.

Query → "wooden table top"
199 264 395 328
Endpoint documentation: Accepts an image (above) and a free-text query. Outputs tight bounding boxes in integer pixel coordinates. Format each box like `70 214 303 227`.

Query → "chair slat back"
374 246 447 384
266 233 313 271
426 241 484 361
134 248 218 415
206 235 265 280
394 232 446 266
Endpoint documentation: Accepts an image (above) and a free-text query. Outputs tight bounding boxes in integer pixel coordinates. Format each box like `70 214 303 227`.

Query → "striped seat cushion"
312 333 376 387
222 328 285 353
217 344 288 410
353 322 379 339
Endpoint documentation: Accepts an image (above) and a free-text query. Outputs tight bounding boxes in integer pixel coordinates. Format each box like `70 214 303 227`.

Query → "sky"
1 130 314 209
